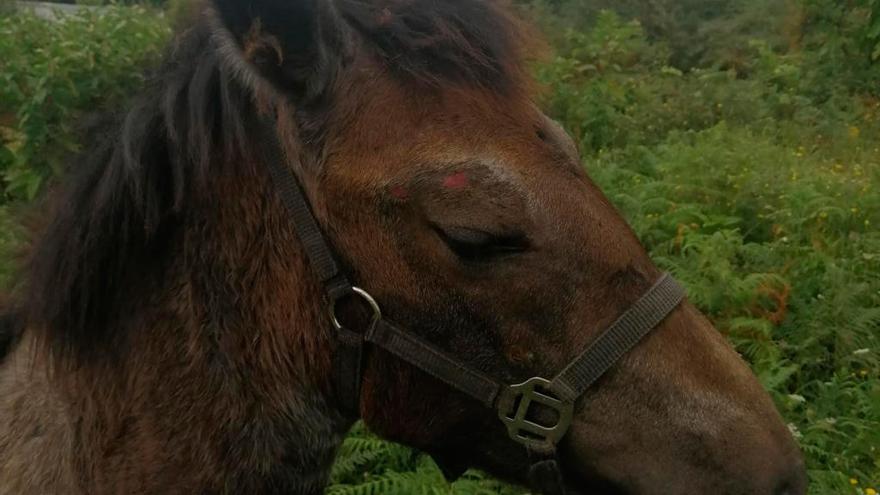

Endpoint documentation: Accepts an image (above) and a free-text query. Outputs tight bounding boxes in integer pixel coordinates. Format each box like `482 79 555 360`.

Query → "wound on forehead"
442 171 469 190
390 185 410 200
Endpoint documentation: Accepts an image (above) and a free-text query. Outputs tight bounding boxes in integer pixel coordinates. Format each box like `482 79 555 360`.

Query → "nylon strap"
551 273 685 402
259 121 350 299
334 327 366 414
367 320 502 408
259 119 362 414
527 455 567 495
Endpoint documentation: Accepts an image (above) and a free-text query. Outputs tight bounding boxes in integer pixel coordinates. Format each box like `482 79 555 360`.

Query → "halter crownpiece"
259 118 686 494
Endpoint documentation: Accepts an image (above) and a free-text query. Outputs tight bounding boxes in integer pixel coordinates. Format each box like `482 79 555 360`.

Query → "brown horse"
0 0 806 493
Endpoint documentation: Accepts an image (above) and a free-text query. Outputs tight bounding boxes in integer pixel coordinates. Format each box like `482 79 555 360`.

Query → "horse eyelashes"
432 225 529 261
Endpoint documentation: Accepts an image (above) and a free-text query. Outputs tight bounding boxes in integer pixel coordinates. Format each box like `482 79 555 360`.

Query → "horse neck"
58 155 350 493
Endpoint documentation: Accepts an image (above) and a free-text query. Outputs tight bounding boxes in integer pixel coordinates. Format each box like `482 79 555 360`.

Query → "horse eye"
433 225 529 261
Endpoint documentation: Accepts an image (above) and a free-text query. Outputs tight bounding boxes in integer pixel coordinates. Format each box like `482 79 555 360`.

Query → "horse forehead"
405 157 531 199
339 77 539 141
368 143 592 228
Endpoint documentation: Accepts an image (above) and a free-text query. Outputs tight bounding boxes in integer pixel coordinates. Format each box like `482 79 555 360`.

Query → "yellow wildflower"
866 488 877 495
851 478 859 485
848 126 861 139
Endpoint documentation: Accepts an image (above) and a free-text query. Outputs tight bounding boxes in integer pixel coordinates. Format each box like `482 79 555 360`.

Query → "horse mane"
24 21 253 361
22 0 536 362
0 309 22 363
337 0 535 92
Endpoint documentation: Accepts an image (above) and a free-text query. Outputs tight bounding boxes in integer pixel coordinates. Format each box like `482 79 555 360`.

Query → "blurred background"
0 0 877 493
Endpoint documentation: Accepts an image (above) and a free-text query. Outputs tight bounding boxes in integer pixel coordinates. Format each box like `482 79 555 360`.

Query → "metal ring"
330 287 382 333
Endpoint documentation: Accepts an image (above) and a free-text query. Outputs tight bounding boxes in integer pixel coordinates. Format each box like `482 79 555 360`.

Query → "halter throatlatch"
259 119 686 494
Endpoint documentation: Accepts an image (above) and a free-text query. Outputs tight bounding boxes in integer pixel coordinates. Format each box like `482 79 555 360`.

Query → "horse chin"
562 469 632 495
556 457 633 495
432 451 632 495
429 452 470 482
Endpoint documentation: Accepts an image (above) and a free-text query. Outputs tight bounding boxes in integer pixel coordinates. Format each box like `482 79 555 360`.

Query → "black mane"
338 0 533 91
25 22 253 359
0 310 22 363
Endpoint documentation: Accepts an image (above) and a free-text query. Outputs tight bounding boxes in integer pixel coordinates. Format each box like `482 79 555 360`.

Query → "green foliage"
0 205 23 288
327 423 526 495
522 0 790 70
797 0 880 96
0 0 14 17
0 2 879 494
0 6 170 202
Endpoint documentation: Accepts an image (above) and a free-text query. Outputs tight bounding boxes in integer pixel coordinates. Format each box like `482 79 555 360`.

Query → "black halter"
259 119 685 494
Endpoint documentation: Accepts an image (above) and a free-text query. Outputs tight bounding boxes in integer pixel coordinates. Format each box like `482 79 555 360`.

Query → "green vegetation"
326 423 523 495
0 2 878 494
0 6 170 203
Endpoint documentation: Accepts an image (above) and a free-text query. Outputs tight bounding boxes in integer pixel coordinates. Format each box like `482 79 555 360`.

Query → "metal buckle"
330 287 381 334
497 377 573 454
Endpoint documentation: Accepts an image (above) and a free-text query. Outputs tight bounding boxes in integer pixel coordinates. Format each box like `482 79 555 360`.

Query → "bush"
326 423 525 495
797 0 880 97
522 0 791 70
0 205 23 287
0 6 170 202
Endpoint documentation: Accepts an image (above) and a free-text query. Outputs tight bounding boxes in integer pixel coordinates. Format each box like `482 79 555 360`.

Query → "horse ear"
212 0 348 101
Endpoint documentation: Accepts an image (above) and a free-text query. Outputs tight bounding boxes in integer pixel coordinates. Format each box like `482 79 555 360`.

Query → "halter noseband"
259 119 685 494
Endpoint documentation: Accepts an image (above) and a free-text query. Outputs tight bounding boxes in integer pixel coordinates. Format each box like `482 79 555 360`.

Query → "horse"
0 0 806 493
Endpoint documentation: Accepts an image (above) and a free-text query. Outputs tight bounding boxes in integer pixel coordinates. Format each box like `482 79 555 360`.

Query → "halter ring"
330 286 382 334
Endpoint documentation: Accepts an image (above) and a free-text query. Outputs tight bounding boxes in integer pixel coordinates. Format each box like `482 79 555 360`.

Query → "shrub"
797 0 880 97
522 0 791 70
0 6 170 202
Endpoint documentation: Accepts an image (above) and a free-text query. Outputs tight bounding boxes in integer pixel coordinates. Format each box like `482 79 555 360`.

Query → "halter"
259 119 685 494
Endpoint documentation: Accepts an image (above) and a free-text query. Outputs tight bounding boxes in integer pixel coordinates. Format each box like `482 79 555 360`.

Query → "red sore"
442 171 469 189
390 186 409 200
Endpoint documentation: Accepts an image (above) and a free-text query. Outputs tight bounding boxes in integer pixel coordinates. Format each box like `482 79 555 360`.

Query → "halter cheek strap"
259 119 686 494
